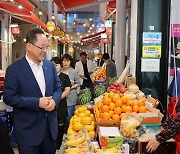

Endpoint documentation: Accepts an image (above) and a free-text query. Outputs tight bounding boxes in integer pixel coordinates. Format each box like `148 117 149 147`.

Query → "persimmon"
114 107 122 115
133 105 139 113
101 105 109 112
121 105 126 112
102 112 111 119
137 100 145 106
109 110 114 117
103 98 111 105
124 106 132 113
109 102 115 110
139 106 147 113
112 114 120 120
120 113 126 119
115 99 122 107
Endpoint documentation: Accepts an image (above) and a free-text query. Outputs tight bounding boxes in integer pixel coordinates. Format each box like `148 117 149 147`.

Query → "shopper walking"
61 54 80 119
102 53 117 86
3 28 62 154
51 57 71 150
75 52 94 90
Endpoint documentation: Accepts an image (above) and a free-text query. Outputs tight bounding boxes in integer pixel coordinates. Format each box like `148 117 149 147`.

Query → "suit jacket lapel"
20 57 42 96
42 60 50 96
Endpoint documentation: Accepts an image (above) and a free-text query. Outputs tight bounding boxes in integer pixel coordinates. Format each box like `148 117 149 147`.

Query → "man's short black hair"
51 57 61 65
80 52 87 56
26 28 45 44
102 53 110 60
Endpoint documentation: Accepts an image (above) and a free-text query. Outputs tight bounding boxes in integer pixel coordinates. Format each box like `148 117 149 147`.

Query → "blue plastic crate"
141 123 161 131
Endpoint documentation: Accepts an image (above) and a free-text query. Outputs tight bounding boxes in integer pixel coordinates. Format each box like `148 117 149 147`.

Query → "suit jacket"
3 56 62 146
75 60 94 85
97 59 104 67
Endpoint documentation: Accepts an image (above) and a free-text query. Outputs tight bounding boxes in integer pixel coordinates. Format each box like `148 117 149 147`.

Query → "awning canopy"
0 2 46 30
0 2 31 17
81 30 106 45
14 0 35 12
53 0 113 15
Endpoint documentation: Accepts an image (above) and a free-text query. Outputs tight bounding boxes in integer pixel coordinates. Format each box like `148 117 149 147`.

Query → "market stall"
63 62 175 154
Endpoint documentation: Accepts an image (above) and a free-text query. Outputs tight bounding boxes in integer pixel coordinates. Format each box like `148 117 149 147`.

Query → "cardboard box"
98 126 123 149
97 118 120 127
136 112 161 124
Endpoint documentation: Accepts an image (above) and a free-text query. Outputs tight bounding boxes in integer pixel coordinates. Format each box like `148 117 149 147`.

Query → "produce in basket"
107 82 126 94
92 67 106 81
93 84 106 98
78 88 92 105
120 113 141 138
109 76 119 85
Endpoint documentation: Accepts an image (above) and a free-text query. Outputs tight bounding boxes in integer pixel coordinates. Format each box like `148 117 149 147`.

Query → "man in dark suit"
3 28 62 154
97 53 104 67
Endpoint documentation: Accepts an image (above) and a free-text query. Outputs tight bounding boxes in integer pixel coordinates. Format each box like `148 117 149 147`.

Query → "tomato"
116 86 121 90
112 82 119 87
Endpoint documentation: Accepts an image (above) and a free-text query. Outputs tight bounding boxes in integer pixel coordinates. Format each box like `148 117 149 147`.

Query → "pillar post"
130 0 138 76
115 0 126 76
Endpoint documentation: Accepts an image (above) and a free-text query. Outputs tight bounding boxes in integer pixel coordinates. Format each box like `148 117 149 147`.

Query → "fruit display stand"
64 64 165 154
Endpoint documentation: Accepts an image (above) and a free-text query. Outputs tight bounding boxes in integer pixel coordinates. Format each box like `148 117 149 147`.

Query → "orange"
126 99 134 107
73 123 83 131
121 96 131 103
109 110 114 118
108 93 114 100
103 98 111 105
139 106 147 113
102 112 111 119
112 114 120 120
133 99 138 106
121 105 126 112
133 105 139 113
103 92 109 98
120 113 126 119
99 112 103 118
137 100 145 106
114 107 122 115
109 102 115 110
101 105 109 112
125 106 132 113
115 99 122 107
112 94 120 102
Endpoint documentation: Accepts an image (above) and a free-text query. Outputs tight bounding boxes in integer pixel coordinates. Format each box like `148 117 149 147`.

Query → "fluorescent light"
10 24 18 28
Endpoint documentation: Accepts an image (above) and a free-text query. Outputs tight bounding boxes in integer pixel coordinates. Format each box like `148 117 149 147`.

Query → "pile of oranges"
92 68 106 81
95 92 147 121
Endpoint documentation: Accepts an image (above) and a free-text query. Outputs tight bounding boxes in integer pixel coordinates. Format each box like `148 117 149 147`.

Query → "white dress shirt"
26 54 46 96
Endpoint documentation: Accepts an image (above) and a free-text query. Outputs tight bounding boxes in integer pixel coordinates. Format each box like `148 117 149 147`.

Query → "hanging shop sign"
52 26 60 36
58 30 65 38
142 32 162 45
105 20 112 27
106 27 112 35
11 26 20 35
142 32 162 58
46 21 55 32
101 33 107 39
141 58 160 72
102 38 110 43
142 45 161 58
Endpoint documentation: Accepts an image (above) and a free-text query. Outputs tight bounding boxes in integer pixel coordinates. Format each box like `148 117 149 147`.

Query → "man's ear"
26 43 31 51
